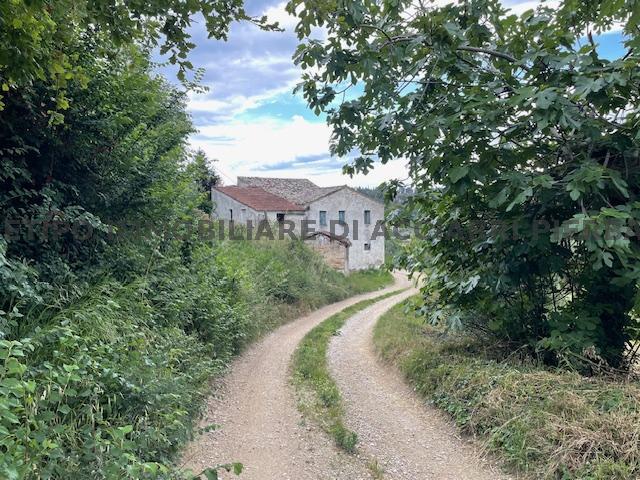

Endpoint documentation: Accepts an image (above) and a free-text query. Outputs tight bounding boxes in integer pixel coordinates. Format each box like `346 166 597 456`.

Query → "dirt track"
328 290 506 480
180 278 408 479
181 273 504 479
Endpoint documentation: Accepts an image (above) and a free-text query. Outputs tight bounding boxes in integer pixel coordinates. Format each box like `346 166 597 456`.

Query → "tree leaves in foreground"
0 0 280 115
289 0 640 367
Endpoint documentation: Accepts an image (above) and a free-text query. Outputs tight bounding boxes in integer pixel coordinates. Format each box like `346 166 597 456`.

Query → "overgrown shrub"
0 234 391 478
215 238 392 340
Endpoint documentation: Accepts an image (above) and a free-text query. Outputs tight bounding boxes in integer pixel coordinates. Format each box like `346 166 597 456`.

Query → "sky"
157 0 627 188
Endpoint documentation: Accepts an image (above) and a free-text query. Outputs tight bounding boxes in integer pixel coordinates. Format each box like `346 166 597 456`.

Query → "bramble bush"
1 234 386 478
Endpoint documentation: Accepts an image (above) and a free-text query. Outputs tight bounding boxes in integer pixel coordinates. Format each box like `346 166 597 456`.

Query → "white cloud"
187 82 296 118
191 115 408 187
263 1 299 30
193 115 329 179
227 54 294 69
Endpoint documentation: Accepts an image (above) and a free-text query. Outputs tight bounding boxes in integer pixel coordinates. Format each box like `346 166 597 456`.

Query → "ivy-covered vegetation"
289 0 640 368
374 298 640 479
0 11 392 479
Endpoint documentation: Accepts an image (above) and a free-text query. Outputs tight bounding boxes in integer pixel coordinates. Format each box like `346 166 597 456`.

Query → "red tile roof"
215 186 305 212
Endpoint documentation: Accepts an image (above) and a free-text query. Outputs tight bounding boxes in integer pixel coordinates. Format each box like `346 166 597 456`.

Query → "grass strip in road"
291 289 406 453
374 296 640 479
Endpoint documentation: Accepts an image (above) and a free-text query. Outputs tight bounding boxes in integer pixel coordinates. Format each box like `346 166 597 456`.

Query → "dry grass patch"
374 297 640 480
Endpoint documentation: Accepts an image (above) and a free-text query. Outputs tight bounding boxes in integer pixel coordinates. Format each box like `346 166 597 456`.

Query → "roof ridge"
215 185 305 212
238 175 319 184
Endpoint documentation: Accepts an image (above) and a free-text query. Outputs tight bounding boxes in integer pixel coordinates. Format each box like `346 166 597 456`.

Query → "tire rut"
181 276 407 479
328 289 507 480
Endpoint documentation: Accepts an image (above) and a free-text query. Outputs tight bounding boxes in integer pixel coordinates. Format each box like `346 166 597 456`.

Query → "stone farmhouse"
211 176 385 271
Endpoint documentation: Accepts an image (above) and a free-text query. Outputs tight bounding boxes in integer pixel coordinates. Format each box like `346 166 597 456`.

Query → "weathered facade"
211 186 306 231
211 177 385 271
304 231 350 271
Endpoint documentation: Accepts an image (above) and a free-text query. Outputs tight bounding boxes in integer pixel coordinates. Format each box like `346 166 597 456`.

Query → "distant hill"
356 185 414 204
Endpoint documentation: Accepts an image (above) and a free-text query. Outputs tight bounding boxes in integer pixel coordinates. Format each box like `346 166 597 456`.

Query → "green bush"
2 259 229 478
0 237 392 478
215 239 393 341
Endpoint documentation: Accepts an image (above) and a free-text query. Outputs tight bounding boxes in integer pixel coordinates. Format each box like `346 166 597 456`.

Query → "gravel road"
182 273 504 479
180 276 408 479
328 289 506 480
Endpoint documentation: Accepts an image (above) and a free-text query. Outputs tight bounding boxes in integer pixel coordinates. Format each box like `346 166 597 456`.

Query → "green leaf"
203 468 218 480
1 378 23 391
58 405 71 415
449 166 469 183
2 466 19 480
5 358 26 375
506 187 533 211
569 188 581 201
535 88 558 109
610 175 629 198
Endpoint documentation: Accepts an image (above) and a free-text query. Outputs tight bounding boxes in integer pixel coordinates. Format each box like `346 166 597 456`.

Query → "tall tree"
187 149 220 213
289 0 640 366
0 40 199 318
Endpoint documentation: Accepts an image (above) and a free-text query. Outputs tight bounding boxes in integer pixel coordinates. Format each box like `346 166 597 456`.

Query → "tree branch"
456 46 530 71
375 33 531 72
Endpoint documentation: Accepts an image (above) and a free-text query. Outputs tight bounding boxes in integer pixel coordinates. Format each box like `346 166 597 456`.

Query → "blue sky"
158 0 626 187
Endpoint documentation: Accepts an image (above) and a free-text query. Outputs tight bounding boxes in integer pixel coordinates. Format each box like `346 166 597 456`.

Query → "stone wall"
304 234 348 272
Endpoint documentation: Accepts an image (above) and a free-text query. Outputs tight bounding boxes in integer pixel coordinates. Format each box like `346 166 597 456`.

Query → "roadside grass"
374 297 640 479
216 239 394 342
291 289 406 453
345 269 396 295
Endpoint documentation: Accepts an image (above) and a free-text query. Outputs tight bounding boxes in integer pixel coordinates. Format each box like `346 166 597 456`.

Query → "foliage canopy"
289 0 640 366
0 0 279 116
